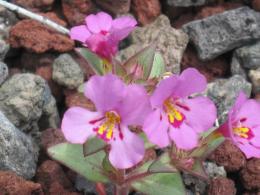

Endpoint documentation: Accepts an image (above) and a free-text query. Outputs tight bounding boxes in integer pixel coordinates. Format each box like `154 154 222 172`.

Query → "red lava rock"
181 45 229 81
94 0 131 14
253 0 260 11
62 0 96 26
41 128 66 154
172 12 196 29
0 171 43 195
11 0 54 11
208 140 246 172
36 160 79 194
208 177 236 195
65 90 95 111
131 0 161 25
195 3 243 19
8 68 22 77
36 65 63 102
9 13 74 53
240 158 260 190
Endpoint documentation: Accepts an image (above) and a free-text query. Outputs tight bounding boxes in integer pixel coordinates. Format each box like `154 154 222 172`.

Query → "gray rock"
233 41 260 70
249 68 260 93
207 75 252 123
0 111 38 179
0 73 59 140
52 54 84 89
167 0 206 7
117 15 189 73
0 6 17 39
182 172 207 195
230 53 247 78
183 7 260 60
0 39 9 61
0 61 8 85
203 161 226 178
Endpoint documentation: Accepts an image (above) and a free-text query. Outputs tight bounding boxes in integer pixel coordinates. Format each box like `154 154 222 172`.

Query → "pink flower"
143 68 217 150
219 92 260 158
70 12 137 61
61 74 151 169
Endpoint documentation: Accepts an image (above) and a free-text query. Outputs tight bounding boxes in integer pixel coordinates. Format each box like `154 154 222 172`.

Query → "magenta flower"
70 12 137 61
143 68 217 150
219 92 260 158
61 74 151 169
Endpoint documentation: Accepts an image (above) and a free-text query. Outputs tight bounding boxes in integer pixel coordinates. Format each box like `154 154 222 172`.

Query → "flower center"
163 99 185 128
233 126 254 139
93 111 121 142
100 30 109 36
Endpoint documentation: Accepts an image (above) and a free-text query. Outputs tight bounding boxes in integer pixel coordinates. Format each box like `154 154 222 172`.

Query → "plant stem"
0 0 69 35
114 184 129 195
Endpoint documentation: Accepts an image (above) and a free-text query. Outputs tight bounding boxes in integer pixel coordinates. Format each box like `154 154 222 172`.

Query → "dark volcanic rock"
183 7 260 60
0 111 39 179
94 0 131 14
167 0 206 7
208 140 246 172
0 171 43 195
208 177 236 195
62 0 95 26
240 158 260 190
131 0 161 25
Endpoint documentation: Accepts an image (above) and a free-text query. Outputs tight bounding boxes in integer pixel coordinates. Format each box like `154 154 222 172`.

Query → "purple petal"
150 75 178 108
237 142 260 158
84 74 127 113
118 84 151 126
143 109 170 148
110 27 136 42
180 96 217 133
70 25 91 43
173 68 207 98
86 12 112 33
250 126 260 147
61 107 100 144
235 99 260 128
86 34 117 60
112 16 137 29
169 123 198 150
109 126 145 169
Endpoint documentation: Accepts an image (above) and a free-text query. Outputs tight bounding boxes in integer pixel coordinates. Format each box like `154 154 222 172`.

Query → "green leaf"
76 47 105 75
191 129 225 159
148 153 177 173
83 137 106 156
123 44 156 81
48 143 108 183
191 159 208 179
149 52 166 79
131 172 185 195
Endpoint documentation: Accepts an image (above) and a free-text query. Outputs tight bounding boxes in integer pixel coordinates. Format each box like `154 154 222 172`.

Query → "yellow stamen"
164 99 185 127
233 127 250 139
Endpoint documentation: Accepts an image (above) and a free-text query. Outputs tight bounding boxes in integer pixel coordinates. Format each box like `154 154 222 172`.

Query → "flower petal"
236 99 260 128
143 109 170 148
173 68 207 98
179 96 217 133
84 74 127 113
70 25 91 43
61 107 100 144
109 126 145 169
118 84 151 126
112 16 137 30
86 12 112 33
237 142 260 158
150 75 178 108
169 123 198 150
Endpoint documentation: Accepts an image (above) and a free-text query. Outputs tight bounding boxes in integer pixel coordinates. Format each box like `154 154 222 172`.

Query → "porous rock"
0 73 60 139
118 15 189 73
52 54 84 89
183 7 260 60
0 111 39 179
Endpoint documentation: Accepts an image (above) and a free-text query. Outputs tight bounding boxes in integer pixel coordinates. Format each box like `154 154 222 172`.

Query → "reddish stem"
96 182 107 195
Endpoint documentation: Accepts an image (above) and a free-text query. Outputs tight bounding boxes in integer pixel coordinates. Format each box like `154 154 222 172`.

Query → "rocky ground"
1 0 260 194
